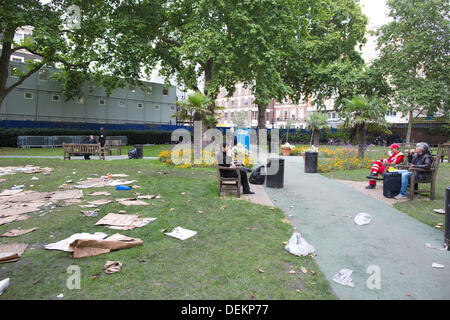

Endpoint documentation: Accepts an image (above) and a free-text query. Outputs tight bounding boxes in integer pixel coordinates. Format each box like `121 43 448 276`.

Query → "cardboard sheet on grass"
0 166 53 177
1 227 38 237
0 243 28 263
0 190 83 225
165 227 197 240
116 198 149 206
95 213 156 230
69 233 143 258
73 178 136 189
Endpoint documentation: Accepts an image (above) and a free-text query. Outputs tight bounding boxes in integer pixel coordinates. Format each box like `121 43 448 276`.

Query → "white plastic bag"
354 213 372 226
285 232 315 256
333 269 354 287
0 278 9 296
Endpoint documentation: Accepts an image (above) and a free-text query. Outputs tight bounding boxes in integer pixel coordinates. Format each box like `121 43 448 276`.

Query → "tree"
172 91 222 128
376 0 449 143
306 112 329 146
341 95 390 160
231 111 248 129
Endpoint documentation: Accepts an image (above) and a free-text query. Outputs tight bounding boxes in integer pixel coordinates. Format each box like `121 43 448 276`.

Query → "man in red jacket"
366 144 405 189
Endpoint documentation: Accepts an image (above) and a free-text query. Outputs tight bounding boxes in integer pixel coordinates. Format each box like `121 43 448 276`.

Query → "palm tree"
285 118 294 143
341 95 391 160
306 112 329 146
172 91 223 128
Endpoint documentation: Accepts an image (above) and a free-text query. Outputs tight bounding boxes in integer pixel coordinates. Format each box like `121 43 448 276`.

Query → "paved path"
264 156 450 300
0 155 158 160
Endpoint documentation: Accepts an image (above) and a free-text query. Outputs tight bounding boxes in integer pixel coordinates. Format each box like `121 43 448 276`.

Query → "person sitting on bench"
84 135 98 160
218 142 254 195
366 143 404 189
394 142 433 200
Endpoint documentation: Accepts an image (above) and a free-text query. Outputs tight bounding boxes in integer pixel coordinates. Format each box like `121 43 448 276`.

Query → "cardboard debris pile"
1 228 38 237
116 198 150 206
0 166 53 177
69 233 143 258
95 213 156 230
69 177 137 189
103 261 122 274
0 190 83 226
0 243 28 263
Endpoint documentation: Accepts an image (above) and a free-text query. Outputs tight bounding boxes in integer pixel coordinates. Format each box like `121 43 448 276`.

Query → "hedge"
0 128 174 147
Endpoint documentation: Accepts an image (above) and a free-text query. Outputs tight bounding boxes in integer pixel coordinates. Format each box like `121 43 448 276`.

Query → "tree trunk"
257 104 266 129
0 31 13 113
357 123 366 161
313 129 320 146
310 131 313 145
406 109 413 144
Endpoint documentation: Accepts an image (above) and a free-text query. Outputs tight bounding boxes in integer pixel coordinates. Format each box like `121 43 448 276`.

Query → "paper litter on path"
432 263 445 269
1 228 38 237
332 268 354 287
44 232 108 252
165 227 197 240
0 278 9 296
285 232 315 256
354 213 372 226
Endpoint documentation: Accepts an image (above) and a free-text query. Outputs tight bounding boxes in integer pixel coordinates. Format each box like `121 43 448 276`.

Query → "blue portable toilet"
236 128 250 151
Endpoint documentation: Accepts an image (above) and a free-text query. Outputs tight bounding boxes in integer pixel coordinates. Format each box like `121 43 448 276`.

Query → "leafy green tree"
376 0 449 143
231 111 248 129
172 91 222 128
306 112 329 146
341 95 390 160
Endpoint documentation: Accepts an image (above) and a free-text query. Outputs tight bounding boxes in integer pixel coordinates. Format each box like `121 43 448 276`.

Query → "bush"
0 128 174 147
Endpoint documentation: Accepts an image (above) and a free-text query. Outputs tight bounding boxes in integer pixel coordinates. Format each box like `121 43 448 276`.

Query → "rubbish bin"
304 151 318 173
134 144 143 159
445 186 450 250
266 158 285 188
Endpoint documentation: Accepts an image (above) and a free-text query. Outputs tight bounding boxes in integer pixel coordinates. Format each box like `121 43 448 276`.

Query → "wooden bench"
63 143 105 160
105 140 122 156
396 155 441 200
436 142 450 162
216 166 241 198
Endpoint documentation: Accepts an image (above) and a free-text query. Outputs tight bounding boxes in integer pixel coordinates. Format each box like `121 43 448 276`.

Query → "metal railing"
17 136 128 148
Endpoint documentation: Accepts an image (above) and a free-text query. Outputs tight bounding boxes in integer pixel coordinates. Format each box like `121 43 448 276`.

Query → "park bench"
105 139 122 156
395 154 441 200
436 142 449 162
216 165 242 198
63 143 105 160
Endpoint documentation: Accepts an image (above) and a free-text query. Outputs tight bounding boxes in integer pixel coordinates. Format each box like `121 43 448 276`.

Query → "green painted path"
264 156 450 300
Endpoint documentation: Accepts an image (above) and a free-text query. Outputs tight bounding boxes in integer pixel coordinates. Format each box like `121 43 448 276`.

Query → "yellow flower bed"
158 149 256 168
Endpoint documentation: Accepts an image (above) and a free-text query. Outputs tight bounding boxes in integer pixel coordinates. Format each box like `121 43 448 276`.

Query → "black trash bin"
445 186 450 250
305 151 318 173
266 158 285 188
134 144 144 159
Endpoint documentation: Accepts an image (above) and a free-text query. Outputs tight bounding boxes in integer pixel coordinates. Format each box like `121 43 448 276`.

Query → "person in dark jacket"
394 142 433 200
218 142 254 194
84 135 98 160
98 127 106 147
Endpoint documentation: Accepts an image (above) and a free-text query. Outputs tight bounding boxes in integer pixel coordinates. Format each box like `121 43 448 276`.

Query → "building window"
13 33 24 43
163 87 169 95
244 99 248 106
11 56 24 63
77 96 84 104
10 66 20 77
39 70 48 81
170 105 176 111
129 84 136 92
119 101 126 107
51 95 60 102
99 99 106 106
137 103 143 109
146 85 153 94
24 92 33 100
154 105 160 110
387 111 397 117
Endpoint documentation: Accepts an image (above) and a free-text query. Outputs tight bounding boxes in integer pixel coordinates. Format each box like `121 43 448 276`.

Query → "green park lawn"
322 163 449 231
0 158 335 300
0 144 170 158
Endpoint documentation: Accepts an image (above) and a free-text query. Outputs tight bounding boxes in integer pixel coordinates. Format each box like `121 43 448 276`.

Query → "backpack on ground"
128 148 138 159
383 171 402 198
249 165 265 185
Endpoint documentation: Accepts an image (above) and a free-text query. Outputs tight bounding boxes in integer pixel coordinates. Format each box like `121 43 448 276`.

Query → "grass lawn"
322 163 449 231
0 144 172 158
0 158 335 300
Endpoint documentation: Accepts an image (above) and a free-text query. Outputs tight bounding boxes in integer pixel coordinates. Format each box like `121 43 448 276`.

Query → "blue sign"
236 128 250 150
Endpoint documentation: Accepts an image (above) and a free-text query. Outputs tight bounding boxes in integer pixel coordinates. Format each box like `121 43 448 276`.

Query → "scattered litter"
285 232 315 257
332 268 354 287
69 233 143 258
257 268 264 273
95 213 156 230
0 278 9 296
432 263 444 269
87 191 111 196
88 199 112 206
136 195 159 200
65 199 82 205
1 228 38 237
425 243 437 249
0 189 23 196
104 261 122 274
57 293 64 298
0 166 53 176
118 210 126 214
106 174 128 178
433 209 445 214
165 227 197 240
0 179 5 183
301 267 308 274
44 232 108 252
354 213 372 226
0 243 28 263
116 198 149 206
108 180 136 187
31 176 39 181
79 204 98 208
65 180 73 184
81 209 99 217
220 205 227 210
288 270 296 274
116 185 131 191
